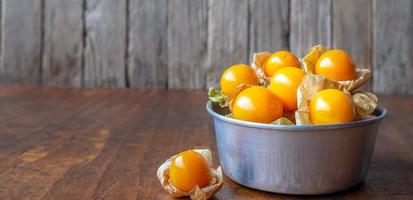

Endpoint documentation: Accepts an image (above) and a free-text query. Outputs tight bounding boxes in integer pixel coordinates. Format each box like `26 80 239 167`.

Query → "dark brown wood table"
0 85 411 200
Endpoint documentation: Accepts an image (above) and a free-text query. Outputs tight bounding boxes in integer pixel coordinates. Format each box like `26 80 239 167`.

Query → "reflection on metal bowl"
206 101 387 195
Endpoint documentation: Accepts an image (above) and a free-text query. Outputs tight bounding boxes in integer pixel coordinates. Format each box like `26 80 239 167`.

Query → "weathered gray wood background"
0 0 411 94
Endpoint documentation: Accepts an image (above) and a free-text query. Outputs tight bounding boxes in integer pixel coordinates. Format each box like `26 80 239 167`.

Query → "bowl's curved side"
207 101 386 194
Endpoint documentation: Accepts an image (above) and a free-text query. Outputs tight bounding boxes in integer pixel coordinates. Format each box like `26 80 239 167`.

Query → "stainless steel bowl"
206 101 387 195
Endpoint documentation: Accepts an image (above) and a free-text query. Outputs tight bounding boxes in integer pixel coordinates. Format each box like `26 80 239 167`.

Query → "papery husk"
251 52 272 86
295 74 348 125
271 117 295 125
300 44 371 90
295 44 378 125
353 91 378 120
157 149 223 200
216 44 377 126
283 111 296 124
295 73 377 125
301 44 328 74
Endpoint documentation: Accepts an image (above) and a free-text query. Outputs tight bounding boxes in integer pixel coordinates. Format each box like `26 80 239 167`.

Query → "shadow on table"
209 154 413 199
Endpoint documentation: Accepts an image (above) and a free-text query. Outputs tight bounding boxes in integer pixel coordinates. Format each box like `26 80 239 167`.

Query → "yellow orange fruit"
269 67 305 112
232 87 283 123
169 150 211 192
264 51 300 77
315 49 356 81
220 64 259 98
309 89 354 125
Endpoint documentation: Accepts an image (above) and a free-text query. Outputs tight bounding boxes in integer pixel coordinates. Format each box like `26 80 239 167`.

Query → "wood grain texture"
290 0 333 57
373 0 413 94
167 0 208 89
42 0 83 86
333 0 372 90
0 1 412 94
84 0 126 87
0 85 411 199
333 0 372 68
206 0 249 88
0 0 42 84
128 0 167 89
249 0 289 60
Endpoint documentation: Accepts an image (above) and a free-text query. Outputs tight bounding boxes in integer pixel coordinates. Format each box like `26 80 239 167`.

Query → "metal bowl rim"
206 100 387 131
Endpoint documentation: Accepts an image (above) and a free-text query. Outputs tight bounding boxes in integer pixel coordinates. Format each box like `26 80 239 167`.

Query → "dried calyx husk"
271 117 295 125
301 45 372 91
301 44 327 74
295 44 378 125
250 52 273 86
209 44 379 126
157 149 223 200
352 91 378 119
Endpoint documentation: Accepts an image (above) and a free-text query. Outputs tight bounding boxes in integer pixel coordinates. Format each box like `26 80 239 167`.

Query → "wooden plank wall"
0 0 411 94
43 0 83 86
1 0 42 84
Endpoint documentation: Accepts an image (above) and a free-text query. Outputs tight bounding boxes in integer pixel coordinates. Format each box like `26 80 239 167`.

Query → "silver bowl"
206 101 387 195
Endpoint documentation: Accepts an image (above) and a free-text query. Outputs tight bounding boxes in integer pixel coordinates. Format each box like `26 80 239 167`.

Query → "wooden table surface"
0 85 411 200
